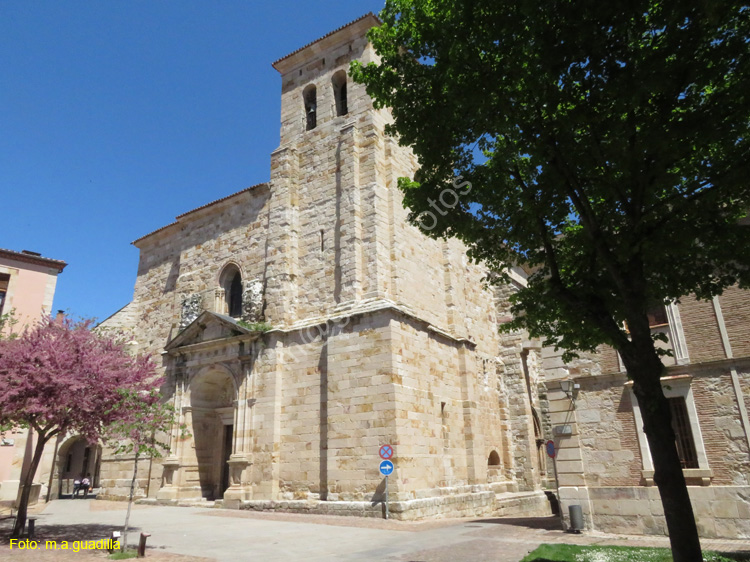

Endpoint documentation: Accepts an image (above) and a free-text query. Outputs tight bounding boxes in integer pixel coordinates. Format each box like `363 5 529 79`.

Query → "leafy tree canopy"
352 0 750 358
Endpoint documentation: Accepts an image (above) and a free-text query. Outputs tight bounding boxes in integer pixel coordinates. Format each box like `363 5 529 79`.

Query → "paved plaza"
0 500 749 561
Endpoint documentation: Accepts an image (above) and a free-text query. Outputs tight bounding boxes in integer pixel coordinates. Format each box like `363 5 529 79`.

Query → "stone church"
99 13 551 520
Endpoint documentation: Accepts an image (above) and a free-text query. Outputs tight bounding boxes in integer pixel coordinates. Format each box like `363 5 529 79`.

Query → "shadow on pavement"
0 522 136 543
471 516 561 530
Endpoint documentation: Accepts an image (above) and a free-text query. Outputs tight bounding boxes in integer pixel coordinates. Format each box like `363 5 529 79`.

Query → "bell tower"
263 14 413 327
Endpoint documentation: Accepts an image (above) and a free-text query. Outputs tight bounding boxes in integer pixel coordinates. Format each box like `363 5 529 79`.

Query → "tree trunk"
12 431 48 537
619 331 702 562
121 449 140 552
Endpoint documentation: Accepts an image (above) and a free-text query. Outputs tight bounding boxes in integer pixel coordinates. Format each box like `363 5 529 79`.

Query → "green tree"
0 308 19 340
352 1 750 560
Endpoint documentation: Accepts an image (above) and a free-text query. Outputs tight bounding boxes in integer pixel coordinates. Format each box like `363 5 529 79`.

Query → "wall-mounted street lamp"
559 380 580 399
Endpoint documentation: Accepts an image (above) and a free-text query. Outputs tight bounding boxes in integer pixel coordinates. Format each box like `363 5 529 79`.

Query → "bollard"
568 504 584 533
27 517 37 539
137 532 151 557
110 531 121 553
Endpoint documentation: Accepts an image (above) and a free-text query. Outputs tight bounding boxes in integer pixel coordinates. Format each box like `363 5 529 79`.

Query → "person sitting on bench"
81 474 91 498
72 476 83 498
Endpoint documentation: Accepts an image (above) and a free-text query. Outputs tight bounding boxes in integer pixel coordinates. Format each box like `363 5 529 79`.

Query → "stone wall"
539 293 750 539
98 14 547 522
121 185 271 357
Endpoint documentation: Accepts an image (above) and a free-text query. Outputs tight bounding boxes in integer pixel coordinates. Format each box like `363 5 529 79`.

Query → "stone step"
493 490 553 518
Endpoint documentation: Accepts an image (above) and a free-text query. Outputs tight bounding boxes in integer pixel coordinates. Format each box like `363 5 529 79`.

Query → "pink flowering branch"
0 317 161 537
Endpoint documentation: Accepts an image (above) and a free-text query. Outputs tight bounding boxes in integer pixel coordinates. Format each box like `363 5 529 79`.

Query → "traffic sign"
545 440 556 459
379 460 394 476
379 444 394 460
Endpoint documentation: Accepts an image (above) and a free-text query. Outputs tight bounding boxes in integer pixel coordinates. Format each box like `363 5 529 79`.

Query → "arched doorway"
55 437 101 498
188 369 236 500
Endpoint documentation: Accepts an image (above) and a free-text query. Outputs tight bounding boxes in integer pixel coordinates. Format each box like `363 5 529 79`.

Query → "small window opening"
228 272 243 318
332 70 348 116
669 397 699 468
647 305 669 328
220 265 243 318
488 450 501 466
0 273 9 317
303 84 317 130
320 230 325 252
82 446 91 474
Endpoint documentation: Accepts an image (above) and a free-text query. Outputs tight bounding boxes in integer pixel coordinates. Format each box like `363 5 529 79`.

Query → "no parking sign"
545 440 556 458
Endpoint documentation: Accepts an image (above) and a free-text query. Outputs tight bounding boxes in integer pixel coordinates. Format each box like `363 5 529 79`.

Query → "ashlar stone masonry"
99 14 551 520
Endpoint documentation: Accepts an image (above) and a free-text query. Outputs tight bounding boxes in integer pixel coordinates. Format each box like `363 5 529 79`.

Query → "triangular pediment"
165 311 255 351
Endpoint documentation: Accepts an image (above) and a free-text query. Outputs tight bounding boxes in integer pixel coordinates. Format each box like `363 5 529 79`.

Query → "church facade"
99 14 551 520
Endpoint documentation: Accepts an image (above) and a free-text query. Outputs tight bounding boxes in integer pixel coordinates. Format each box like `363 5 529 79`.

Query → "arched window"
332 70 348 116
303 84 317 130
488 450 501 467
219 265 243 318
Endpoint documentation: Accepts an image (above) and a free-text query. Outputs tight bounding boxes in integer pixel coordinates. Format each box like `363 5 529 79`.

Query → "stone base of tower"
236 487 552 521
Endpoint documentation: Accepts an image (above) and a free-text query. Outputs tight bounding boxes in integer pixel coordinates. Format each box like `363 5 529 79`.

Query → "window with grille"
0 273 9 316
647 305 669 328
669 397 699 469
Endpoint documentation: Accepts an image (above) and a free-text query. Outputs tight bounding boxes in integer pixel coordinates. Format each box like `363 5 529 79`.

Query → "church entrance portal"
189 369 236 500
221 424 233 495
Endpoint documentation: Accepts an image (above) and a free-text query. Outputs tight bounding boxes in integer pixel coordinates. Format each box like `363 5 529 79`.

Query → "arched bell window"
332 70 348 116
303 84 317 130
219 265 243 318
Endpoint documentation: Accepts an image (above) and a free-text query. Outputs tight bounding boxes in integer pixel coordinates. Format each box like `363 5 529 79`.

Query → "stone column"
158 363 186 501
265 146 299 326
333 122 363 307
249 335 283 500
358 122 390 300
459 343 486 485
223 356 254 508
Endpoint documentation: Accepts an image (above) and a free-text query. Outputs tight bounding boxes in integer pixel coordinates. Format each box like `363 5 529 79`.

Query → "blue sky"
1 1 384 322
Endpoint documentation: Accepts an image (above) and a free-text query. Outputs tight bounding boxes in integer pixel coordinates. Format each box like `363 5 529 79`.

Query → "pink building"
0 248 67 506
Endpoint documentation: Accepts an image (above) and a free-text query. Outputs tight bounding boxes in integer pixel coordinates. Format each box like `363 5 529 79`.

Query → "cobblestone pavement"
0 500 747 561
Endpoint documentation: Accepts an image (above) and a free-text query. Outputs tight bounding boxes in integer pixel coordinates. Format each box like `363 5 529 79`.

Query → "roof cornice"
272 13 381 74
0 248 67 272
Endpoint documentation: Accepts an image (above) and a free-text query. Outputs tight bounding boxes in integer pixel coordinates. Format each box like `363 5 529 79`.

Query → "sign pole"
547 440 565 531
379 445 394 520
385 474 389 520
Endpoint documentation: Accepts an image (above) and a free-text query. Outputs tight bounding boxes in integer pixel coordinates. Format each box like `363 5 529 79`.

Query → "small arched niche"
488 450 501 467
331 70 348 116
219 264 242 318
303 84 317 130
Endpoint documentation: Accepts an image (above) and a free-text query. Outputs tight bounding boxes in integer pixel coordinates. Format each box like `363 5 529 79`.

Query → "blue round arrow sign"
379 460 394 476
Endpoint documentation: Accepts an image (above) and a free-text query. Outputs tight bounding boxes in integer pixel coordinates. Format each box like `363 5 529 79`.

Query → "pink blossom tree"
0 317 160 537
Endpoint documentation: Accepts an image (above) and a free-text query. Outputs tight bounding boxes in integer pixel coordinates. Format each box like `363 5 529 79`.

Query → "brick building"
543 291 750 539
98 14 551 520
